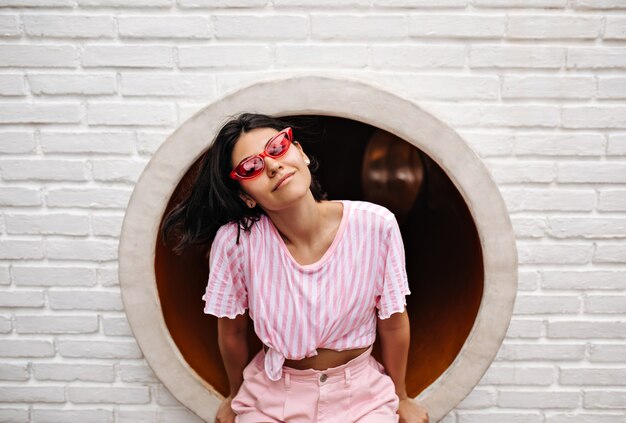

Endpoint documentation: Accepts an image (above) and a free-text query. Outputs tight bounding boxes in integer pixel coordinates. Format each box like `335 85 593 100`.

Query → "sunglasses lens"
267 132 290 157
236 157 264 178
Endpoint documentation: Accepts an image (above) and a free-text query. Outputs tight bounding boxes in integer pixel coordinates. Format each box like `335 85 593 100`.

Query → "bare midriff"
264 345 372 370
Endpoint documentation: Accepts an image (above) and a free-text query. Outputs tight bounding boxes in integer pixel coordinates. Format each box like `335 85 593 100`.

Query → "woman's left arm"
378 309 429 423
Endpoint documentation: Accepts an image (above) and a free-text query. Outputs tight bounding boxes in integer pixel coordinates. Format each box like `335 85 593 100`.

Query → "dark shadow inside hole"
155 115 483 398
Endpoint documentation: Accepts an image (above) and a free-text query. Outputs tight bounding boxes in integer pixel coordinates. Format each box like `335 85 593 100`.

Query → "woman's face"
231 126 311 211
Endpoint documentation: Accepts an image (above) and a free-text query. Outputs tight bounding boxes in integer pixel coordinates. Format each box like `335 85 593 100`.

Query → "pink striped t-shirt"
202 199 411 381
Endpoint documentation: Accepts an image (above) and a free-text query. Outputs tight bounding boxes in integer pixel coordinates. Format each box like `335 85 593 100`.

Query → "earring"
304 159 310 165
248 201 256 208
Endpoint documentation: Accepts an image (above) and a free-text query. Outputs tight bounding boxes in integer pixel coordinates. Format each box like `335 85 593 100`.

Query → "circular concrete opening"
119 75 518 422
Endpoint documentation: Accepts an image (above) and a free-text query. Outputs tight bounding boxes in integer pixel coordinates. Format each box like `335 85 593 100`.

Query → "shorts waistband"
256 345 374 384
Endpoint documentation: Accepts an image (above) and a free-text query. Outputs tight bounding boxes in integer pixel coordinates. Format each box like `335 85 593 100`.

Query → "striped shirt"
202 199 411 381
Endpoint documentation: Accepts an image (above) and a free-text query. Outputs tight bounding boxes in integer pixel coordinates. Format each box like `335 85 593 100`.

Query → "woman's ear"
294 141 310 165
238 191 257 209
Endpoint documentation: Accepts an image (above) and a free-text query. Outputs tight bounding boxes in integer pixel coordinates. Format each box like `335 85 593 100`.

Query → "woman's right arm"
217 313 249 397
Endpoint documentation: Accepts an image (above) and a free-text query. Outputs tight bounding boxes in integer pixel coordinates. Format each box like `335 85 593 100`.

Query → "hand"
397 397 429 423
215 394 237 423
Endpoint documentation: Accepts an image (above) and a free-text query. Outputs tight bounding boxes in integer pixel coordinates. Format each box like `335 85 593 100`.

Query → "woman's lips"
274 172 295 191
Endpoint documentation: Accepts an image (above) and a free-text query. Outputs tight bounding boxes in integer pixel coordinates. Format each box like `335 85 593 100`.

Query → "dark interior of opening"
155 115 484 398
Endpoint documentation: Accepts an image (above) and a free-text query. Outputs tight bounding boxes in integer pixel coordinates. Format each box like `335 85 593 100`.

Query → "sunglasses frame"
229 127 293 180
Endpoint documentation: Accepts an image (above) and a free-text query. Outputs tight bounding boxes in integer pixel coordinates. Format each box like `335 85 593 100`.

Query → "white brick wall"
0 1 625 422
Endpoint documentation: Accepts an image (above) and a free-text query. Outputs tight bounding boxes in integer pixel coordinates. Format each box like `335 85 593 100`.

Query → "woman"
161 113 429 423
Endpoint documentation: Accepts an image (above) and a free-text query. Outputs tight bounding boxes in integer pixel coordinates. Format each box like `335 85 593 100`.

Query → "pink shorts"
231 345 400 423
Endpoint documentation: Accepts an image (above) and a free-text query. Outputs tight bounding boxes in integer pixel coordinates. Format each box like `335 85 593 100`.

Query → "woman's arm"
217 313 249 396
378 309 429 422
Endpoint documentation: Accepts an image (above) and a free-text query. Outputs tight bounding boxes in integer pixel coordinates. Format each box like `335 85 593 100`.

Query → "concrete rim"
118 74 518 422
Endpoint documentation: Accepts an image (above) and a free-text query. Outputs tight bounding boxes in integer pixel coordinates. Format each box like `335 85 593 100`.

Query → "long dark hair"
160 112 328 255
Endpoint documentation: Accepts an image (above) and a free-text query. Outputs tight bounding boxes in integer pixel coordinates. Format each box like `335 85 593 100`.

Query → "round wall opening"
119 75 517 422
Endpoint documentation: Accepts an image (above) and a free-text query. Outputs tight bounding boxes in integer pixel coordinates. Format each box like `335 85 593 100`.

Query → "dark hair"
160 112 328 255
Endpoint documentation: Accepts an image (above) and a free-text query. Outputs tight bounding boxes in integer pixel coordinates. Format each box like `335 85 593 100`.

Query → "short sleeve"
202 224 248 319
376 215 411 319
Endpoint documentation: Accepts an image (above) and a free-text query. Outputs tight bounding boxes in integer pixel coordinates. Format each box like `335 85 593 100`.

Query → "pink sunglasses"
229 127 293 180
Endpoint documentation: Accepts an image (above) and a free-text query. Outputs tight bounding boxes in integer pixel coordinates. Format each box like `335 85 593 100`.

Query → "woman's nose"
264 155 282 176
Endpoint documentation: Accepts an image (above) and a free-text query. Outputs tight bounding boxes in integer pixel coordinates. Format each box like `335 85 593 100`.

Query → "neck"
264 192 327 249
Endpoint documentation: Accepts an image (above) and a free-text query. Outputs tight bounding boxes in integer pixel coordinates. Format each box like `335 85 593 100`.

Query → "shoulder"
346 200 396 225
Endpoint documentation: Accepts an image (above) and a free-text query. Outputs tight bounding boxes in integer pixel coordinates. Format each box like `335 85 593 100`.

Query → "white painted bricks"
1 2 626 423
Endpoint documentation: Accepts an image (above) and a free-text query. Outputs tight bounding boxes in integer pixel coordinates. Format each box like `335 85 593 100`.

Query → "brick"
515 133 604 156
276 44 368 68
0 386 64 403
29 74 116 96
0 408 28 423
485 159 555 183
116 409 157 423
136 131 168 155
58 340 142 359
0 240 44 260
0 103 80 124
83 45 173 68
376 73 500 100
595 243 626 264
502 188 596 212
516 270 540 290
605 16 626 40
0 74 25 96
33 363 115 382
548 321 626 339
0 363 29 381
498 390 580 408
161 409 204 423
470 45 565 68
0 187 41 206
546 414 626 423
118 364 157 383
91 159 148 183
456 388 496 409
23 15 115 38
547 217 626 239
481 365 556 385
506 218 545 238
563 106 626 129
0 315 12 333
16 315 98 334
313 14 406 40
589 344 626 363
215 14 308 40
480 104 560 127
0 15 19 37
560 368 626 386
276 0 368 6
12 266 97 287
607 134 626 154
88 102 175 126
507 15 601 39
5 213 89 236
0 45 77 68
567 48 626 69
409 14 504 38
46 239 118 261
79 0 172 6
0 159 87 181
41 132 133 154
119 16 211 38
179 0 267 6
506 319 543 338
91 213 123 237
542 270 626 290
0 132 36 154
583 391 626 408
513 295 580 314
121 73 215 97
31 409 112 423
496 343 585 361
458 412 542 423
475 0 565 6
0 0 74 5
460 132 514 156
517 242 592 265
49 290 123 311
0 266 9 286
503 75 594 99
0 291 44 308
598 77 626 99
376 0 466 6
178 45 271 68
372 45 465 68
573 0 626 9
68 386 150 404
102 316 132 336
0 340 54 357
46 187 132 209
599 189 626 211
559 162 626 183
